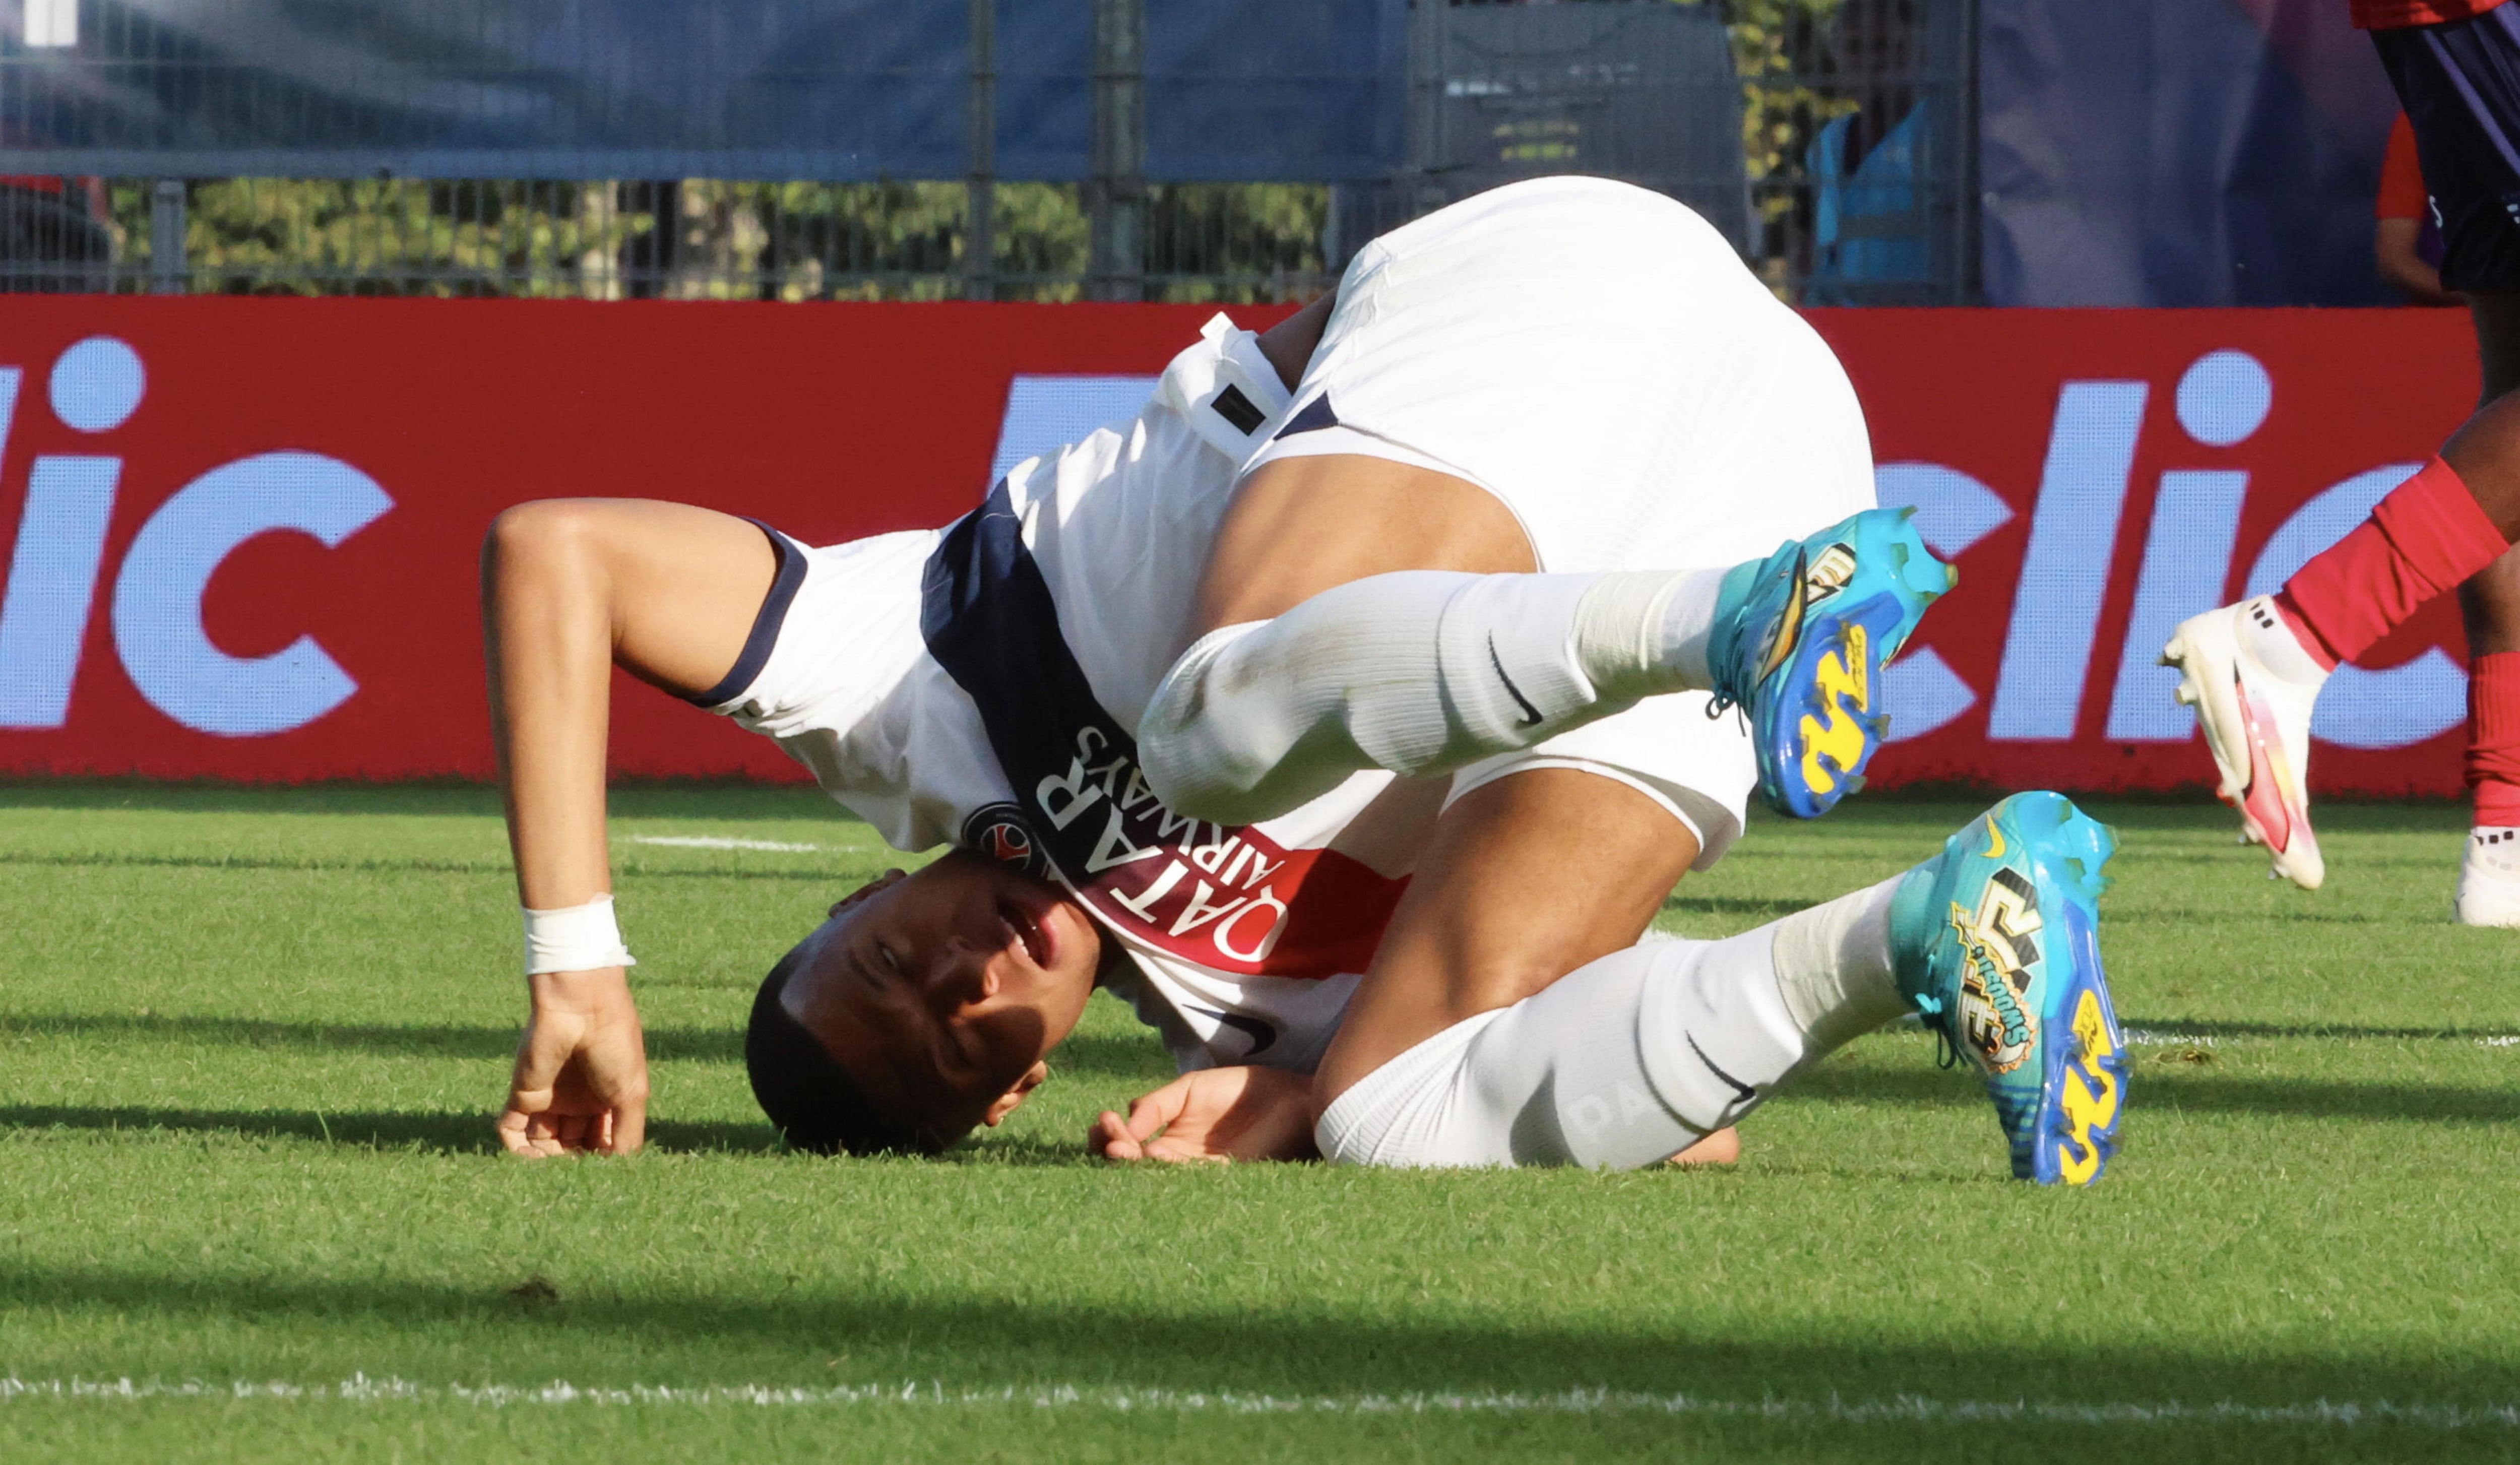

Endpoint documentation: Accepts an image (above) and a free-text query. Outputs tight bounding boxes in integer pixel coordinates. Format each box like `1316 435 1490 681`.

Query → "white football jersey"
716 317 1430 1073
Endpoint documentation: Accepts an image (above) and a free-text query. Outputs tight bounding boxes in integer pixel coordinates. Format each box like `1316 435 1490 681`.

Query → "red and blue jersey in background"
2364 0 2520 289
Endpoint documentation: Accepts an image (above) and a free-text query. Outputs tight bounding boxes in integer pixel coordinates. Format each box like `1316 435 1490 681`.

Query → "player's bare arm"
2375 216 2460 307
481 498 776 1155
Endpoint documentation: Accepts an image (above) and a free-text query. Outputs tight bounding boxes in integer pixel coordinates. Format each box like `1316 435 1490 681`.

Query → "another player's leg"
2456 293 2520 925
2459 541 2520 925
1316 791 2126 1185
2165 403 2519 889
2172 21 2520 891
1140 455 1951 826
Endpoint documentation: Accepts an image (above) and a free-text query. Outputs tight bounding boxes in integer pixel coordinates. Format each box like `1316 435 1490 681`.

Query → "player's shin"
1312 881 1904 1169
1138 567 1727 824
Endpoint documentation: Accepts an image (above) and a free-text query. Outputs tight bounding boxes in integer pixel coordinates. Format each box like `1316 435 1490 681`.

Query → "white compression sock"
1138 565 1729 824
2456 826 2520 927
2239 594 2332 689
1313 878 1908 1169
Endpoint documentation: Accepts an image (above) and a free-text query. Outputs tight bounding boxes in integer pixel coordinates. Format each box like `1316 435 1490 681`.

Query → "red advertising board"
0 297 2482 796
1822 307 2477 796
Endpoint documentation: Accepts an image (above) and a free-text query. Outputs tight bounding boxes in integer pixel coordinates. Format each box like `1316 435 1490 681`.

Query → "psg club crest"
961 802 1047 880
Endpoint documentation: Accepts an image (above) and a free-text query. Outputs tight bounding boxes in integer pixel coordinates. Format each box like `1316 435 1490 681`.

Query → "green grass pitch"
0 783 2515 1462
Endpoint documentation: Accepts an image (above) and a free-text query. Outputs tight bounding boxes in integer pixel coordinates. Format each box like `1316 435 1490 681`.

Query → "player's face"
791 851 1102 1141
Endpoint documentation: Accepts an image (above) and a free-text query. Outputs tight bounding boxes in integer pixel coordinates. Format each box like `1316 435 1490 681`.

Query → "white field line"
2124 1030 2520 1050
627 836 821 853
1 1376 2515 1428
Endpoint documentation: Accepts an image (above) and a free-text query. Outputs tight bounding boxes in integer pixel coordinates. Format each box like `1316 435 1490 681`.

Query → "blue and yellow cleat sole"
2023 896 2128 1185
1944 792 2125 1186
1751 507 1956 819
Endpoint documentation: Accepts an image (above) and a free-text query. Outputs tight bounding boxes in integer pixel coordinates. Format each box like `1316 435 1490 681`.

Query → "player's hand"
1669 1127 1741 1166
497 967 649 1157
1091 1065 1319 1164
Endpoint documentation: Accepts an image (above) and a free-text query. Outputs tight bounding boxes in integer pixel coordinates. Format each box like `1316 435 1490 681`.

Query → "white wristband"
522 894 637 975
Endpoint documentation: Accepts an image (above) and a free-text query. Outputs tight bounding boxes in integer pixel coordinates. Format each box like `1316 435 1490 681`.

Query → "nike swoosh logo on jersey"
1488 634 1546 728
1686 1031 1757 1105
1186 1004 1277 1057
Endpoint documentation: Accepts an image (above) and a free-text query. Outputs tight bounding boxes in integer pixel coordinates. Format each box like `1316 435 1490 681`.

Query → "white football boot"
2161 596 2328 889
2456 827 2520 927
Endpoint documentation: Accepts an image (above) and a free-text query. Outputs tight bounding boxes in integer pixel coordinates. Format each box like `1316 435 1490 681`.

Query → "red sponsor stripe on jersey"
1074 831 1403 981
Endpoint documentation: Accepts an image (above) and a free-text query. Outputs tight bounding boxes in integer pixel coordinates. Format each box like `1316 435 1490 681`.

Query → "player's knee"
1138 627 1315 823
1311 1016 1499 1168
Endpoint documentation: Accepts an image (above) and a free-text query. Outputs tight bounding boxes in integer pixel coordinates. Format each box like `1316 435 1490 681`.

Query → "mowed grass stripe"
1 785 2515 1463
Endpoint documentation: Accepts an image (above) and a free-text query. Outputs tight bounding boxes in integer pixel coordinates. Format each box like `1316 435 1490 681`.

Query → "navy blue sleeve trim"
682 519 807 709
1274 391 1339 438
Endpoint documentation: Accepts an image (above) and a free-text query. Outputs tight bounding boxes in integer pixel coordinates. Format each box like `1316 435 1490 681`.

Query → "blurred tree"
107 176 1329 302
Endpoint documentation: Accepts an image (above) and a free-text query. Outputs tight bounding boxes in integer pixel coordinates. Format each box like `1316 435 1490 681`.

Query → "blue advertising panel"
0 0 1406 182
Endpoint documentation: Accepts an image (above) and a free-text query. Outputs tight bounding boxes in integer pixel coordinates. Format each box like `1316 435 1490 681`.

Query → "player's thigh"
484 497 775 698
1313 767 1699 1115
1193 453 1536 632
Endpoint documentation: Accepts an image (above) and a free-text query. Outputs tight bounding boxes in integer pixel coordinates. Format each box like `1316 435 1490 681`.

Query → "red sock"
2272 457 2508 667
2470 652 2520 827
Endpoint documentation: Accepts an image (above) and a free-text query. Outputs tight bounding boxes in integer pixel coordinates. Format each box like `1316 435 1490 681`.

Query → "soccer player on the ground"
485 177 2128 1182
2164 0 2520 920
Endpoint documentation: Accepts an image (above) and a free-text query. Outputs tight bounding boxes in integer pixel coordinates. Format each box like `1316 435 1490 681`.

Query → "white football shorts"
1247 175 1881 866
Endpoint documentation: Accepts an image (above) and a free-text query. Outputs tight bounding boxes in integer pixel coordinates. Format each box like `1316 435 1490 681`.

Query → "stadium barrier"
0 299 2479 797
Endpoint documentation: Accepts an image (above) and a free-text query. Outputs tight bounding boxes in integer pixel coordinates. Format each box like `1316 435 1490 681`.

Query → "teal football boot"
1889 791 2128 1186
1707 507 1954 818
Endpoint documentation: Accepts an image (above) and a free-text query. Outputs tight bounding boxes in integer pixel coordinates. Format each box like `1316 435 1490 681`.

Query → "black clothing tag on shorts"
1211 383 1266 436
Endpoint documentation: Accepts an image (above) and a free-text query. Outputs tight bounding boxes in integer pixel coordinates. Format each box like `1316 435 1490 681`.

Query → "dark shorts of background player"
2377 6 2520 293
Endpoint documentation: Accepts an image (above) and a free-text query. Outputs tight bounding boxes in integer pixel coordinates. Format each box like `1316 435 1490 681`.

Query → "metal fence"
0 0 1975 305
58 177 1339 302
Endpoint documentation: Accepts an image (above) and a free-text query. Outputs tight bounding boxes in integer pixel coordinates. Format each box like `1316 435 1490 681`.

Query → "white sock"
2459 826 2520 928
1138 566 1729 823
1570 567 1729 698
2239 594 2332 687
1771 874 1907 1049
1313 880 1911 1169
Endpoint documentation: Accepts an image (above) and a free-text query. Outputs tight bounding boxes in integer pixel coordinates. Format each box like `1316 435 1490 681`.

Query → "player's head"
744 850 1102 1155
